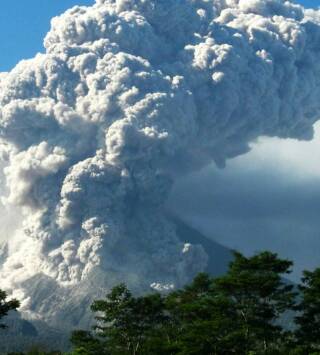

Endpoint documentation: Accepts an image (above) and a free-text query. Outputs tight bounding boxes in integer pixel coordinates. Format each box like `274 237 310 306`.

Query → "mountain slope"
173 216 233 276
0 218 232 352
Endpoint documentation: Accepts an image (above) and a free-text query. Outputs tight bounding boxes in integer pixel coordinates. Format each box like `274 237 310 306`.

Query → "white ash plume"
0 0 320 325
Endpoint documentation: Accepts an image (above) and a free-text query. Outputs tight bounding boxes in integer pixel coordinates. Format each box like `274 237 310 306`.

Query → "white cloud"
239 122 320 180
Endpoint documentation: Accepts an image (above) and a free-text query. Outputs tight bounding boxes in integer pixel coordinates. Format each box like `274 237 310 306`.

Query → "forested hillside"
2 251 320 354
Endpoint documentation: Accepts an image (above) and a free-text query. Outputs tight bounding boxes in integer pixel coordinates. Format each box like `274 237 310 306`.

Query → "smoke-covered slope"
172 216 233 276
0 218 232 352
0 312 69 354
1 0 320 327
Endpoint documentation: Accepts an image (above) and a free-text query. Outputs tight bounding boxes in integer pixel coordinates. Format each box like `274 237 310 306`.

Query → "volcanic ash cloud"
1 0 320 325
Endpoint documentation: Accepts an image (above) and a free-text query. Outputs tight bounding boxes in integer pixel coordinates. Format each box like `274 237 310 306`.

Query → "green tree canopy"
212 251 296 353
165 251 296 354
71 251 297 355
295 268 320 353
71 283 168 355
0 289 20 329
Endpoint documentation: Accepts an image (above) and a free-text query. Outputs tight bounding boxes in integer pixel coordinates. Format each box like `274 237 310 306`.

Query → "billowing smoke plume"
1 0 320 325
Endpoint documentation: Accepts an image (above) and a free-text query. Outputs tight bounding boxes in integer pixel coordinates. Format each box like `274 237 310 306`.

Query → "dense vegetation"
0 290 19 329
3 251 320 354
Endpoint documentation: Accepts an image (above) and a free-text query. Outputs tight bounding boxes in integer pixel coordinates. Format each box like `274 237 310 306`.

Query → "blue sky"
0 0 319 72
0 0 94 71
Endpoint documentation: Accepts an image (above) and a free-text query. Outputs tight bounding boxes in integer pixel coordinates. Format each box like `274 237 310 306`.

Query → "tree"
165 252 296 354
165 273 246 354
71 251 297 355
8 348 62 355
295 268 320 352
212 251 296 354
0 289 20 329
71 284 168 355
70 330 108 355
